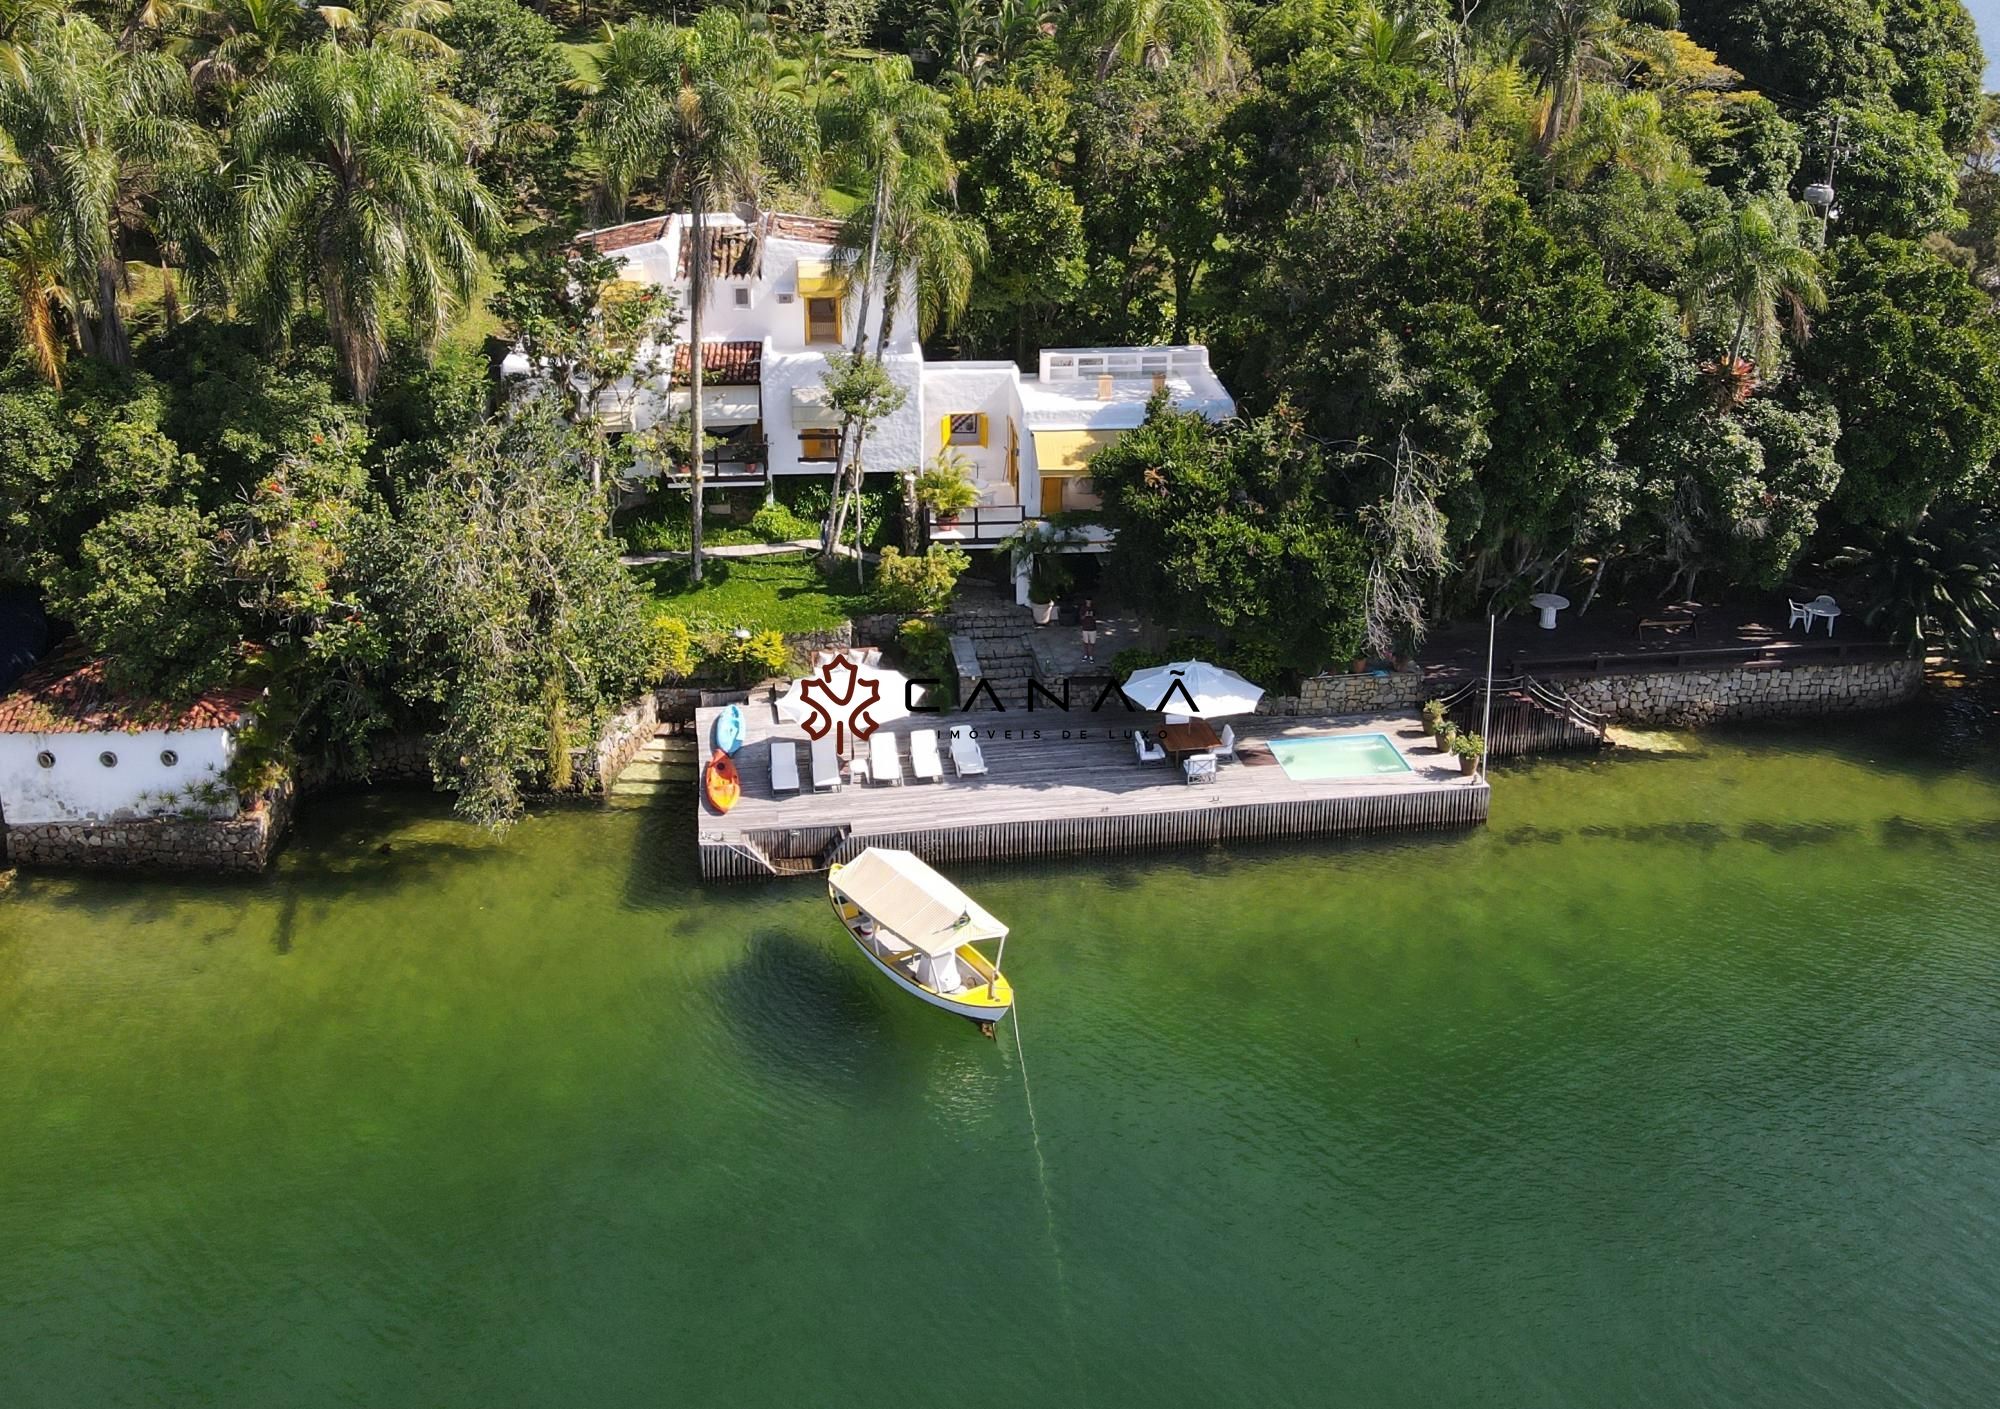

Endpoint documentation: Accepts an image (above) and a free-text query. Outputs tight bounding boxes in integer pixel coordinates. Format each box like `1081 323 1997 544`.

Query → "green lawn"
633 552 877 634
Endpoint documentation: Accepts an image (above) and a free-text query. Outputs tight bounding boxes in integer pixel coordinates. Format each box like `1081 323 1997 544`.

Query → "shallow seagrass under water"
4 712 2000 1408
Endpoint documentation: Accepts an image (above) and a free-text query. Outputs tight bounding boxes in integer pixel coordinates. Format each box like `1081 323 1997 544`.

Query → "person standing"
1079 598 1097 664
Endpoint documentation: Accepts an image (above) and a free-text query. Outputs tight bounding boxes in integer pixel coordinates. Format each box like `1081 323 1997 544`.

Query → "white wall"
763 344 926 481
0 728 238 825
918 363 1024 503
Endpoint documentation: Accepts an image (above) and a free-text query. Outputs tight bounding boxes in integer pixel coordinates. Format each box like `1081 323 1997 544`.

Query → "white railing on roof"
1037 346 1211 382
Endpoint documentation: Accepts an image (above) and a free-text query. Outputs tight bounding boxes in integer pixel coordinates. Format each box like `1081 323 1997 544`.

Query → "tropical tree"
1520 0 1623 155
1680 196 1824 374
0 12 207 370
314 0 454 57
182 0 309 99
0 216 76 388
2 0 65 88
228 40 500 405
1548 89 1688 190
1832 504 2000 670
919 0 994 85
817 349 906 576
1082 0 1229 78
579 11 813 582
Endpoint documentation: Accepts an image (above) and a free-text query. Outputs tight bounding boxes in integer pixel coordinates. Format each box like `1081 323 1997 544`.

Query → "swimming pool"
1268 732 1413 781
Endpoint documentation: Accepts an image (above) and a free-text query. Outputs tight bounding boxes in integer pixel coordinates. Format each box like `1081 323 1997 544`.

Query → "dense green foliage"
2 0 1998 815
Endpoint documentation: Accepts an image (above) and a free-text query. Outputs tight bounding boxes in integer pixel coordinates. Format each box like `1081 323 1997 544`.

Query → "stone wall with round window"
160 749 179 768
36 750 55 769
99 751 118 768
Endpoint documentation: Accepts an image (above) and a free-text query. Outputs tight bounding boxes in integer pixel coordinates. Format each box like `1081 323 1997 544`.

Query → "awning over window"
789 385 842 429
1031 429 1121 474
795 259 845 298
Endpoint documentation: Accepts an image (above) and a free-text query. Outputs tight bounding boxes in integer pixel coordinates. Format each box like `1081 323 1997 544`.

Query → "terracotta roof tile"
577 217 672 255
672 341 763 385
0 654 259 735
677 227 762 279
764 213 846 244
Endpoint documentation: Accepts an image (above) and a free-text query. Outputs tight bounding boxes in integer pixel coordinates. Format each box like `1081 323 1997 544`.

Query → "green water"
5 710 2000 1407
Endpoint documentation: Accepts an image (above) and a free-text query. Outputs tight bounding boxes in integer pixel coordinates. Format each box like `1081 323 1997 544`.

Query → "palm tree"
579 11 813 581
1548 88 1688 189
182 0 308 100
1344 4 1434 80
0 11 206 369
1519 0 1622 155
2 0 65 88
918 0 994 86
1083 0 1228 79
993 0 1053 67
0 215 77 386
1681 197 1825 374
229 40 499 403
844 166 987 360
314 0 453 58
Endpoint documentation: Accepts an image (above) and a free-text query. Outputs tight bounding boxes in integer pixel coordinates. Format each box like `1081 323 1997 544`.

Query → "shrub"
874 545 969 613
616 493 693 553
747 501 818 542
1451 731 1485 759
716 628 792 684
914 459 980 517
1421 699 1447 730
896 617 958 709
647 614 702 682
1109 645 1167 677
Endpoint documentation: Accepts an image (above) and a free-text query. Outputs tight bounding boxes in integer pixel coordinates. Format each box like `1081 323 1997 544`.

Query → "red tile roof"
678 227 762 279
577 217 672 255
0 654 259 735
672 341 763 385
764 213 846 244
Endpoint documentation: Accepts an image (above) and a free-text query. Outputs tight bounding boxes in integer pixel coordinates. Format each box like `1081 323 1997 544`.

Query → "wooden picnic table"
1158 720 1221 758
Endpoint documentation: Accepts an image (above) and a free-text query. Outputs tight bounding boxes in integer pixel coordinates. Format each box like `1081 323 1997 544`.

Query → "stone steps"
609 733 695 802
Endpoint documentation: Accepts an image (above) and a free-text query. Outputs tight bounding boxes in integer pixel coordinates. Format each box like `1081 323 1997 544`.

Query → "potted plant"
1421 699 1447 738
1000 519 1086 627
1451 731 1485 776
914 452 980 529
1435 721 1459 754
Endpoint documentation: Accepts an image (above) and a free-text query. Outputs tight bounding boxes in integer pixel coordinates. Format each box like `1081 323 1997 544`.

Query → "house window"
733 286 751 308
947 413 984 446
799 429 842 462
804 295 841 344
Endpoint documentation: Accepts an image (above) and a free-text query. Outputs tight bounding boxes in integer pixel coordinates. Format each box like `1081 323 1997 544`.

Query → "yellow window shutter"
977 413 989 447
940 416 951 448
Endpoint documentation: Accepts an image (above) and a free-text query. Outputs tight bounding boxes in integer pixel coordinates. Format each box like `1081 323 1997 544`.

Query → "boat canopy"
831 849 1007 956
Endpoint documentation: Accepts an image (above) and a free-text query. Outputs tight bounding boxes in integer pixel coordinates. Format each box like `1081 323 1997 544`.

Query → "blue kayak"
713 703 747 756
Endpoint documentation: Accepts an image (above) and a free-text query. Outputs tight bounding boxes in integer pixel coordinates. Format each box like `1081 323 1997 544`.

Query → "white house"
0 656 252 826
511 211 1236 568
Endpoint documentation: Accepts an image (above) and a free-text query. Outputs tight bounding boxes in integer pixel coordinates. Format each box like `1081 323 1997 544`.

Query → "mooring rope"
1009 1001 1088 1405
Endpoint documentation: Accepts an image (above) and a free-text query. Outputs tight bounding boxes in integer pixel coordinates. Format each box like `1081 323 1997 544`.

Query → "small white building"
0 657 252 826
509 211 1236 562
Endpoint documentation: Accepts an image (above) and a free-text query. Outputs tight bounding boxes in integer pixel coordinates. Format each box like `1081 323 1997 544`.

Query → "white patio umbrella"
1120 660 1264 717
777 657 923 747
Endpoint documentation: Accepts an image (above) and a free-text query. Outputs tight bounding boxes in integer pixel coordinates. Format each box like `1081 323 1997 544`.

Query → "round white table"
1807 596 1841 635
1529 592 1571 630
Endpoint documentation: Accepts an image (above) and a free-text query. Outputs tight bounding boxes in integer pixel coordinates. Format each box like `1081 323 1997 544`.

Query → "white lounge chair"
949 726 988 777
1183 752 1217 784
810 735 840 791
1133 730 1167 763
770 740 800 795
1214 724 1238 763
869 730 904 785
909 729 944 782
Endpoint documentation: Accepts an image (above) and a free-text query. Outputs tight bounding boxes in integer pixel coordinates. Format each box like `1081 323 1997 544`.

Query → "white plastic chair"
1214 724 1238 763
1788 599 1811 632
1133 730 1166 763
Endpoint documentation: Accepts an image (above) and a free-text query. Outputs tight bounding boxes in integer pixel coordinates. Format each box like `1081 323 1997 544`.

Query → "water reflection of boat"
827 848 1012 1033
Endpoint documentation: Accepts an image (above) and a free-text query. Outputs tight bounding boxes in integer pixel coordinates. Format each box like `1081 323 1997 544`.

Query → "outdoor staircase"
949 600 1039 710
609 729 695 806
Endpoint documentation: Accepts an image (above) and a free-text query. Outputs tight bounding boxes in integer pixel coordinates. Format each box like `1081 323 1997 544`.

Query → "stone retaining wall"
567 693 658 793
1258 669 1427 717
1560 657 1923 724
1 773 295 873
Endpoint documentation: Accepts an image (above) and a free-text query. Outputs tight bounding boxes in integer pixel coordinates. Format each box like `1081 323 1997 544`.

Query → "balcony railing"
927 503 1027 544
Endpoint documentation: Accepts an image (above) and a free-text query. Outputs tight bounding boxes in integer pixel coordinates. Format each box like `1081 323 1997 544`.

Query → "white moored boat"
827 848 1014 1031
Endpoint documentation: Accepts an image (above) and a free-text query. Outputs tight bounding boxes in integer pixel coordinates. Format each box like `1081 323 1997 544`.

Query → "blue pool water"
1268 732 1413 780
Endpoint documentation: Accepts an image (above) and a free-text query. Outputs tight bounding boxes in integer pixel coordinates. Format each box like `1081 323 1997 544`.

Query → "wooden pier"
692 702 1489 882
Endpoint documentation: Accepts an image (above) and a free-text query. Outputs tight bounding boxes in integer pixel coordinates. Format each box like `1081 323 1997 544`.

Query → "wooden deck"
693 700 1489 881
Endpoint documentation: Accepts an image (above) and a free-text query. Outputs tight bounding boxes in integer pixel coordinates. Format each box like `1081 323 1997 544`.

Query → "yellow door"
1040 477 1066 515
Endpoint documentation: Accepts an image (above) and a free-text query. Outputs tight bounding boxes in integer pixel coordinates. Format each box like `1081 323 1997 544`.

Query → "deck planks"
694 701 1488 880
